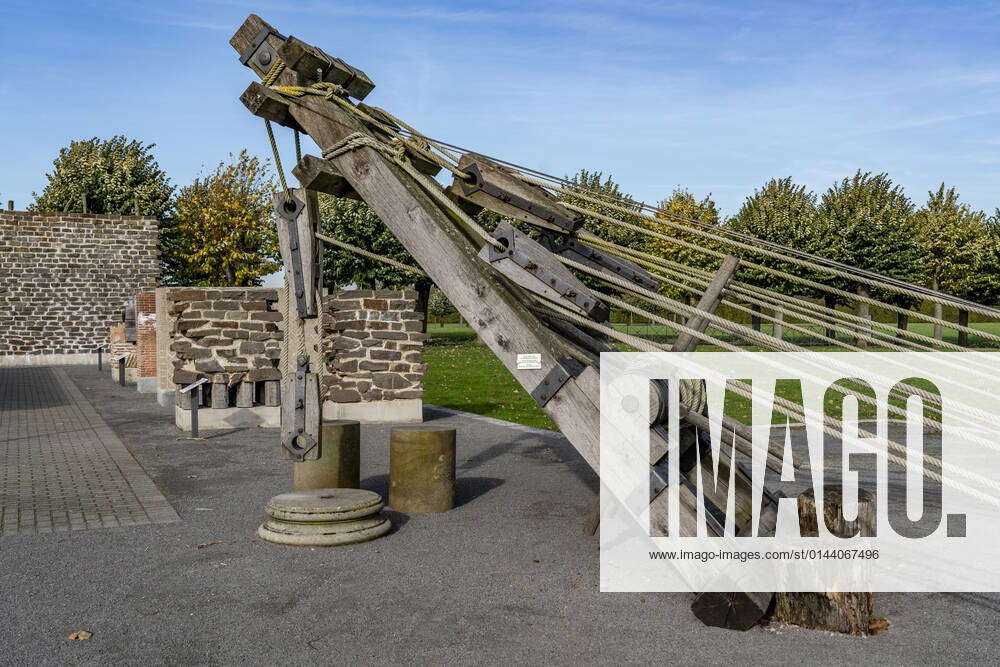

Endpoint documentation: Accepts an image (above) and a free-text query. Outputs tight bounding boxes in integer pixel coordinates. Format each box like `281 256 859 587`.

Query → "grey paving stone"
0 367 179 536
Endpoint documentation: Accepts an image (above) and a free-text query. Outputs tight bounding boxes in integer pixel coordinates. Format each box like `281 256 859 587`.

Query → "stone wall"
166 287 283 400
0 210 159 365
161 286 425 428
321 289 426 422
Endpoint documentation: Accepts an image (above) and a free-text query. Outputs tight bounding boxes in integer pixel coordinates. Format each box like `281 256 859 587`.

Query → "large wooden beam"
232 16 602 469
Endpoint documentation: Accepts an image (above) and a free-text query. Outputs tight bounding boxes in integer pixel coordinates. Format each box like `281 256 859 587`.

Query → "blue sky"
2 0 999 217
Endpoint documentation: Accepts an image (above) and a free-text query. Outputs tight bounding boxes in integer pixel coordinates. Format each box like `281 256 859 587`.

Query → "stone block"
363 298 389 311
359 360 389 372
373 373 409 389
329 389 362 403
195 359 224 373
247 368 281 382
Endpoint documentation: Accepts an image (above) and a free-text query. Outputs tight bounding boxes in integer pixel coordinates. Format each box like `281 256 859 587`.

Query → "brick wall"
0 210 159 359
135 290 157 378
321 289 426 403
166 288 283 407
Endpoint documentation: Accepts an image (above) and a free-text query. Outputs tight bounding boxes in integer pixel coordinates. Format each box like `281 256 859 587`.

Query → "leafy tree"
317 195 428 291
813 171 923 307
645 188 722 299
427 287 456 326
31 136 173 217
729 177 820 297
165 150 280 286
913 184 991 300
557 169 647 251
317 194 432 330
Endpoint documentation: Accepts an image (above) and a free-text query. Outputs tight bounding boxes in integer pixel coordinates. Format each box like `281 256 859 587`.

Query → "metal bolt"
257 49 272 66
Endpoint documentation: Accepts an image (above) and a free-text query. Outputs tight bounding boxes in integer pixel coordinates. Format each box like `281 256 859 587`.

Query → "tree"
913 184 990 299
814 171 923 308
317 195 428 290
645 188 722 300
427 287 456 326
31 136 173 217
164 150 280 286
317 194 432 328
729 177 820 297
557 169 647 251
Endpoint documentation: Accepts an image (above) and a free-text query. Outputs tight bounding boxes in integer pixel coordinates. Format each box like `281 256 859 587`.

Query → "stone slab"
174 405 280 430
322 398 423 424
0 353 98 367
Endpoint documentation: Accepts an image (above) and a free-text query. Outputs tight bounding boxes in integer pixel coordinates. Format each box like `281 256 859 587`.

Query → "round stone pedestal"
258 488 390 547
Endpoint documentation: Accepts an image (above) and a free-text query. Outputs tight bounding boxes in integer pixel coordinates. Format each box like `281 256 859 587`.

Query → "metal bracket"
540 232 660 292
530 357 585 406
487 226 607 320
282 355 318 461
239 26 286 69
460 163 583 233
273 192 312 319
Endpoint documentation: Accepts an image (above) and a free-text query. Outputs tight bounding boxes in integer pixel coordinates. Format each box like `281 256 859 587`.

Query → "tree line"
27 137 1000 319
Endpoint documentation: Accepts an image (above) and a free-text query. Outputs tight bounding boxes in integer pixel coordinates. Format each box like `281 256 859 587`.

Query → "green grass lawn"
422 340 558 430
422 324 964 430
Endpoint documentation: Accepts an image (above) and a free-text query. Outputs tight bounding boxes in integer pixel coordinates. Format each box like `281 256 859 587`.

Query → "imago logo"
599 352 1000 593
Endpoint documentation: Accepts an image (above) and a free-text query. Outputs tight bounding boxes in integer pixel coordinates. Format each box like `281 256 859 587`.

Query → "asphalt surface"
0 365 997 665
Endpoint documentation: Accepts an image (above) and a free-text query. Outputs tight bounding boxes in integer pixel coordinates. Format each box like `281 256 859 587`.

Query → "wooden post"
236 381 255 408
175 384 192 409
211 381 229 409
293 420 361 490
854 286 870 348
750 303 762 331
897 311 910 339
958 309 970 347
670 255 740 352
823 294 837 339
263 380 281 406
773 308 784 341
773 486 880 636
389 426 456 513
932 278 943 340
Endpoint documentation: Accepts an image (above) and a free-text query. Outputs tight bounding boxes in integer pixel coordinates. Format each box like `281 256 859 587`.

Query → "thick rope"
315 231 427 277
523 173 1000 319
561 200 1000 346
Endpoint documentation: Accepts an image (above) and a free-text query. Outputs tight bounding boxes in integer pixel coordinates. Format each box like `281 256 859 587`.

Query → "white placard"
517 353 542 370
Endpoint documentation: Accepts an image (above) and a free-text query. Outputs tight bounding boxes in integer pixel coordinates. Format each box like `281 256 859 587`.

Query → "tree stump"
773 486 882 636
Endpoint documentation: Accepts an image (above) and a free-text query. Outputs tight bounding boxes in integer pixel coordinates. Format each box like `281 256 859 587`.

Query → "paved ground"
0 365 997 665
0 367 178 535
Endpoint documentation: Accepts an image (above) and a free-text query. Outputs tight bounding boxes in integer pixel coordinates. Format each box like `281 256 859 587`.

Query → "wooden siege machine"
228 15 993 630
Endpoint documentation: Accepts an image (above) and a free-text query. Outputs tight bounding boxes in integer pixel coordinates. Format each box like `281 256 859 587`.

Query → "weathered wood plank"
232 18 603 469
278 35 375 100
292 155 361 200
671 254 740 352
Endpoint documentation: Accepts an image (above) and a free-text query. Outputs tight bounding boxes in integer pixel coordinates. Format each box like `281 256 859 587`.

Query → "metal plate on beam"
530 357 585 406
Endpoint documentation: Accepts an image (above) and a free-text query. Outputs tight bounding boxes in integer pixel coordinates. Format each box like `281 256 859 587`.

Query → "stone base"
156 389 175 408
136 376 158 394
0 352 97 367
175 405 279 430
110 367 139 385
322 399 423 424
